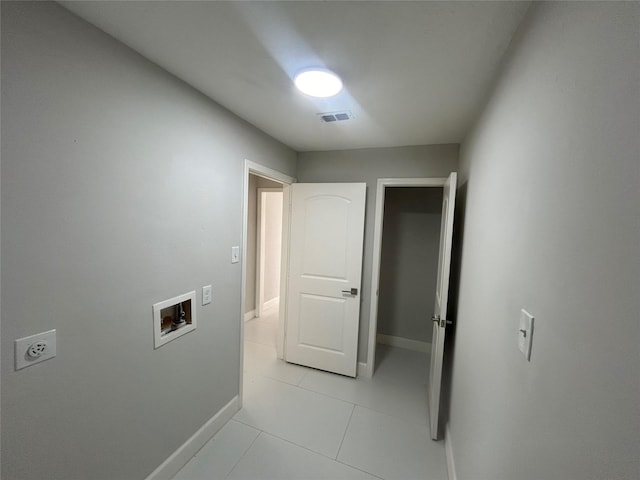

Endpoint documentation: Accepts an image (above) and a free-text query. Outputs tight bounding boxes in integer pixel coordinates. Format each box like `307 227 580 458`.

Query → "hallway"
173 307 448 479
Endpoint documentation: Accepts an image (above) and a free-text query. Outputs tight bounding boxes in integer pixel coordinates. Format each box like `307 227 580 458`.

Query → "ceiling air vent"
318 111 353 123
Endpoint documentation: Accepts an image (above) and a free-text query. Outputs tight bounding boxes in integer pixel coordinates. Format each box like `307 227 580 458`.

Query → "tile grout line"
234 404 436 480
252 360 431 434
251 370 355 407
335 403 356 460
230 416 259 431
240 345 436 480
295 381 430 433
334 410 387 480
257 429 332 458
295 368 310 386
234 391 358 468
241 428 385 479
336 459 386 480
247 353 431 435
222 426 264 480
233 405 354 463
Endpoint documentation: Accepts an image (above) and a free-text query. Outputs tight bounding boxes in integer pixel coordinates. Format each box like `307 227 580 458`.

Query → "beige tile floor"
173 307 448 480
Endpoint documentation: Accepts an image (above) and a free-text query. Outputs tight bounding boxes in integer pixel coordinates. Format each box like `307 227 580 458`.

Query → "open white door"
285 183 366 377
428 172 457 440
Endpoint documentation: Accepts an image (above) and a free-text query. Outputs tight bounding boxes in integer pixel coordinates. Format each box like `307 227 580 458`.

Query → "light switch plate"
202 285 212 305
15 329 57 370
518 309 534 361
231 246 240 264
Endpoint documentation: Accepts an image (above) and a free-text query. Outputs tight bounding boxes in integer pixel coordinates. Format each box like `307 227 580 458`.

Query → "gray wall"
449 2 639 479
378 187 442 343
244 175 282 315
297 145 458 363
1 3 296 480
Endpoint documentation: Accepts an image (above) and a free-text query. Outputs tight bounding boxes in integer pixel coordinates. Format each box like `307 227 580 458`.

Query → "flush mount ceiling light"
294 69 343 98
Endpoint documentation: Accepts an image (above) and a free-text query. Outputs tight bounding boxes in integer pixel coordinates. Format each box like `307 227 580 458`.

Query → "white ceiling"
60 1 531 152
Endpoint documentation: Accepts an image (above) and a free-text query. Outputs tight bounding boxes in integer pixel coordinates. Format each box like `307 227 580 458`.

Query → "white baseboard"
244 310 256 322
356 361 367 377
377 334 431 354
445 423 457 480
263 296 280 311
145 395 240 480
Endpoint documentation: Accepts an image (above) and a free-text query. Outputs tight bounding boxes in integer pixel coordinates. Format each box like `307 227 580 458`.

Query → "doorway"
240 160 295 403
243 181 284 387
255 188 283 319
375 186 443 355
244 177 283 324
366 177 449 377
366 175 457 440
244 178 283 353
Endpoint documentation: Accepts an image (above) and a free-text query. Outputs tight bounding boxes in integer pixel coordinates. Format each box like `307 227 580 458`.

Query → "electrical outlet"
202 285 212 305
15 329 57 370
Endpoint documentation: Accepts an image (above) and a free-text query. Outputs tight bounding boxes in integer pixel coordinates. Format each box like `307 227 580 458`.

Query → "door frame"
240 160 295 404
364 177 447 378
255 188 284 318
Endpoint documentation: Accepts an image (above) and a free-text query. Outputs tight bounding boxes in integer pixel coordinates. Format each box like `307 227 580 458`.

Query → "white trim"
445 423 457 480
144 396 240 480
277 184 292 360
244 310 256 322
241 160 295 402
263 296 280 311
365 177 447 378
256 189 265 318
377 334 432 354
357 361 368 377
245 160 296 186
375 178 447 187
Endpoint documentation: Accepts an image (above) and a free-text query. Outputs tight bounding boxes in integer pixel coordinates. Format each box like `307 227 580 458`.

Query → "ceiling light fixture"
294 69 343 98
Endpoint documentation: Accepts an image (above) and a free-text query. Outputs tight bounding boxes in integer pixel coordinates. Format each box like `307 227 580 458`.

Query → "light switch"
231 246 240 264
518 309 534 361
202 285 212 305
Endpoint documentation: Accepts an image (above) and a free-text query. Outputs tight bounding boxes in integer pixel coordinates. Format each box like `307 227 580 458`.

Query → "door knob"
341 288 358 296
431 315 452 327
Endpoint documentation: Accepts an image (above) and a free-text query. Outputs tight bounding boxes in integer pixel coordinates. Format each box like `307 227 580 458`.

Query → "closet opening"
375 186 443 364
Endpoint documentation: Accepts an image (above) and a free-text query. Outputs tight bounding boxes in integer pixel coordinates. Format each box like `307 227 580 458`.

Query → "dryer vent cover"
318 111 353 123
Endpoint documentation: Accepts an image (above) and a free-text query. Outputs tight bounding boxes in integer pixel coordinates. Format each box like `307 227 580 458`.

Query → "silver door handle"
341 288 358 296
431 315 452 327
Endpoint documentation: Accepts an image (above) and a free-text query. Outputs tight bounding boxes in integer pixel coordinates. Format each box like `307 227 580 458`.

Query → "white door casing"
428 172 457 440
285 183 366 377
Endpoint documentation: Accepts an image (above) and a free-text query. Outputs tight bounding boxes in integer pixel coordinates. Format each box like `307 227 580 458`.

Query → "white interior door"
285 183 366 377
428 172 457 440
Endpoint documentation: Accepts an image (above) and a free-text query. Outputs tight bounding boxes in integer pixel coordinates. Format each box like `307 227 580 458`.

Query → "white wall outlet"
518 309 534 361
231 246 240 264
15 329 57 370
202 285 212 305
